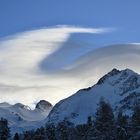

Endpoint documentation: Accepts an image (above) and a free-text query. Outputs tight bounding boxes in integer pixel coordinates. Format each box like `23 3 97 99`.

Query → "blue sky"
1 0 140 105
0 0 140 46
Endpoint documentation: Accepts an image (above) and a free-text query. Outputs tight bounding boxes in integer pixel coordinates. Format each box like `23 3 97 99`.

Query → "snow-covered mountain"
1 68 140 133
0 100 52 134
47 68 140 125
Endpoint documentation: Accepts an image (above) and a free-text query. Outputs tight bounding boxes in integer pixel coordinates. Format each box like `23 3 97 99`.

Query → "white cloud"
0 26 140 109
67 44 140 85
0 25 108 107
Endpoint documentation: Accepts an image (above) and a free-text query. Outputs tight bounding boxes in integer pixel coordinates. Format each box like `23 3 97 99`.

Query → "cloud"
0 25 108 107
1 25 140 109
66 44 140 87
0 24 139 108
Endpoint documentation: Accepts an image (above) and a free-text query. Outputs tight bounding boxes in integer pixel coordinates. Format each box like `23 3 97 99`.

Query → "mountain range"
0 68 140 134
0 100 52 133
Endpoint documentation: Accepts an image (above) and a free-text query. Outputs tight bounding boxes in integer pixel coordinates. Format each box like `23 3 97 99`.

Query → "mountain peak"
36 100 52 111
13 103 31 110
97 68 120 85
47 68 140 125
97 68 138 86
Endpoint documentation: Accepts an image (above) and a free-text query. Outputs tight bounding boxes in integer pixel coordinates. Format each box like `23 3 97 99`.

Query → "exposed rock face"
36 100 53 111
97 68 120 85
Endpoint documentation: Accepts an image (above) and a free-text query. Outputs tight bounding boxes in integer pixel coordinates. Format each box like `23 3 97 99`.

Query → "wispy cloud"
0 25 109 107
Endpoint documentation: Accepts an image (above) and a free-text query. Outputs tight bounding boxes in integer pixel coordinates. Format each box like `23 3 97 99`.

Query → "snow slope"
47 68 140 124
0 100 52 134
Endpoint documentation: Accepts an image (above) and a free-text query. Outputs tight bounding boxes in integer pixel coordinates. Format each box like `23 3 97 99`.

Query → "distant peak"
13 103 25 108
13 103 31 110
36 100 52 111
0 102 11 108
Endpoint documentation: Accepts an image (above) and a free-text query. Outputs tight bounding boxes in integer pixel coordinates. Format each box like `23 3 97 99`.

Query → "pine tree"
86 116 95 140
32 127 46 140
13 133 20 140
72 124 89 140
131 104 140 131
130 103 140 140
56 118 73 140
94 98 115 140
23 130 34 140
46 123 57 140
87 116 93 128
0 118 10 140
116 111 128 140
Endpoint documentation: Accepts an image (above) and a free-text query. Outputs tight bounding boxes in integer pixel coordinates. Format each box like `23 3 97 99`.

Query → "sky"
0 1 140 107
1 0 140 45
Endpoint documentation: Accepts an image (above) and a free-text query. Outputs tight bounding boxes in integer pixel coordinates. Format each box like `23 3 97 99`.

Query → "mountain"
1 68 140 134
36 100 52 111
47 68 140 125
0 100 52 134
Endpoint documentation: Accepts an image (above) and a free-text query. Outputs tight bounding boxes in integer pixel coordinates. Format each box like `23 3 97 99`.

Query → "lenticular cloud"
0 26 107 107
0 25 140 108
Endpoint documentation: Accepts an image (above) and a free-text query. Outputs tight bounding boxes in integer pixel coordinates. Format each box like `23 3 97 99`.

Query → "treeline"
1 98 140 140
